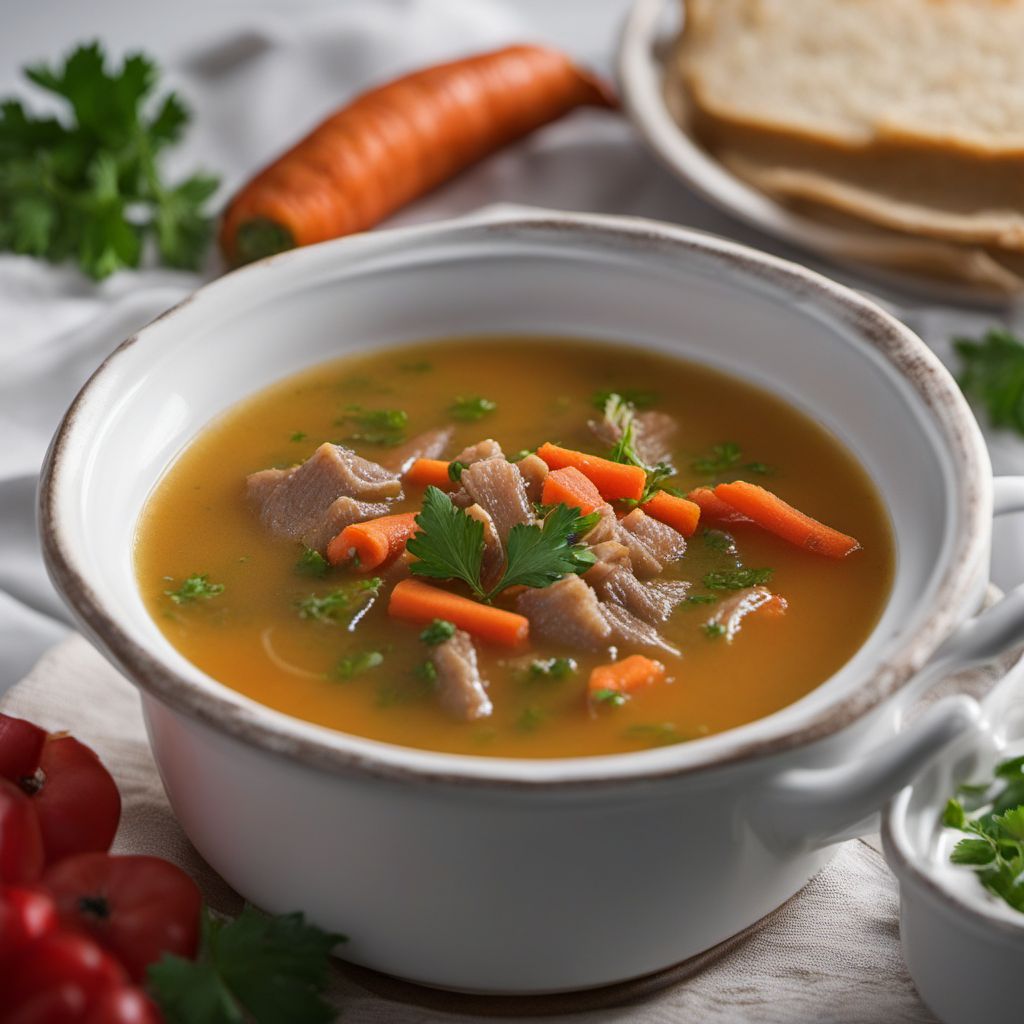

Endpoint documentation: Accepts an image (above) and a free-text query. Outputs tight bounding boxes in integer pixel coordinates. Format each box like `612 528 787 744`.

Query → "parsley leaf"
0 43 218 279
528 657 577 680
954 329 1024 434
702 622 726 638
294 547 328 578
450 396 497 421
419 619 456 646
683 594 717 607
164 573 224 605
333 650 383 680
448 460 467 483
591 688 627 707
148 905 342 1024
703 567 774 590
407 487 486 597
691 442 772 481
296 578 381 623
623 722 684 747
338 405 407 446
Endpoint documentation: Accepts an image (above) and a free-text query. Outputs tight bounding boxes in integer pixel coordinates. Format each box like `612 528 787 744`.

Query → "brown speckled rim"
38 209 992 788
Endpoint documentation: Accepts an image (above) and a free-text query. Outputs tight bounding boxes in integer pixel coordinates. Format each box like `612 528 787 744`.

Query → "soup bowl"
39 207 1024 993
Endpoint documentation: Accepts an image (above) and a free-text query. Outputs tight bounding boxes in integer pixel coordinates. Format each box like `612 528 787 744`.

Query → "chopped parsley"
337 405 407 446
447 460 467 483
591 688 627 707
164 574 224 605
528 657 577 680
509 448 534 462
703 567 774 590
294 547 328 578
702 622 726 639
148 904 342 1024
419 619 456 646
516 706 546 732
416 660 439 685
289 431 307 442
943 755 1024 913
591 388 657 410
702 528 737 554
682 594 717 607
333 650 383 680
449 395 497 421
407 487 596 601
623 722 684 747
954 329 1024 435
295 577 381 623
599 393 678 505
691 442 772 481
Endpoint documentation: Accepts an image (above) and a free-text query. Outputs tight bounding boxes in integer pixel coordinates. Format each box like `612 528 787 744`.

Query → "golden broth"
134 337 894 758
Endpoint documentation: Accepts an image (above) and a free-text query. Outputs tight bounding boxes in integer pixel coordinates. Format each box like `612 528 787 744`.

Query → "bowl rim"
38 208 991 788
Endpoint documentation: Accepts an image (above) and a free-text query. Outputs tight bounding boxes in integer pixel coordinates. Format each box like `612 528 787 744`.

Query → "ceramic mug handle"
751 476 1024 852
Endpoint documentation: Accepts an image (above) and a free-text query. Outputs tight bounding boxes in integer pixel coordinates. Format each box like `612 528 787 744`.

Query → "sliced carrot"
405 458 456 490
536 443 646 502
714 481 861 559
327 512 419 570
588 655 666 696
389 578 529 647
687 487 751 523
541 466 604 515
220 45 613 265
641 491 701 537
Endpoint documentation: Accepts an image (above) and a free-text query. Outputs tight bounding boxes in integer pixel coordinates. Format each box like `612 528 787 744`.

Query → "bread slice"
680 0 1024 157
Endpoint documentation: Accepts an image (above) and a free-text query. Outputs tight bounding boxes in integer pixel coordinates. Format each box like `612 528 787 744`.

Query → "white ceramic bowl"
884 664 1024 1023
39 207 1024 993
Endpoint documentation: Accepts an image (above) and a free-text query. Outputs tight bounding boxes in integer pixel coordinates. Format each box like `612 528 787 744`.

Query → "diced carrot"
536 443 646 502
687 487 750 523
714 481 861 559
541 466 604 515
389 578 529 647
588 655 666 696
641 491 701 537
405 458 456 490
327 512 420 570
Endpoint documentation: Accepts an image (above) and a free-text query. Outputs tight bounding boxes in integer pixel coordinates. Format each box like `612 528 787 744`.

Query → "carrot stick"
389 578 529 647
541 466 604 515
404 458 457 490
220 45 614 265
687 487 751 524
641 491 701 537
536 443 646 502
714 481 861 558
588 655 666 696
327 512 419 570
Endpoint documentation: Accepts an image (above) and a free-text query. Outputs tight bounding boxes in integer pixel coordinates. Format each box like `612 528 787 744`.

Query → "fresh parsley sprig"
406 486 597 602
164 573 224 605
0 43 219 279
954 329 1024 435
148 905 342 1024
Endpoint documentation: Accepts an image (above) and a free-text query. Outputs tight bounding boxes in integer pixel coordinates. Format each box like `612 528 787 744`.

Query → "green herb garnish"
164 573 224 605
338 405 407 446
954 329 1024 435
290 431 308 442
516 706 545 732
0 43 218 280
528 657 577 680
333 650 383 680
702 529 737 554
407 487 596 601
450 395 497 421
419 619 456 646
691 442 772 480
148 904 342 1024
703 567 774 590
295 577 381 623
448 460 467 483
294 547 328 578
623 723 684 747
702 622 726 638
591 688 627 707
683 594 717 607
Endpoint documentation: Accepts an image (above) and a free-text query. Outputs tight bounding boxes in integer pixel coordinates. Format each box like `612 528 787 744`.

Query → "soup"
134 336 894 758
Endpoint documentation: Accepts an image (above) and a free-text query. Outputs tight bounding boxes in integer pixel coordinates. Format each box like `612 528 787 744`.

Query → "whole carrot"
220 45 614 265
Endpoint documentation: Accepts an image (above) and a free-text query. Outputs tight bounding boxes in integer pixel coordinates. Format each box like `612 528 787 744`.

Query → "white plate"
616 0 1013 308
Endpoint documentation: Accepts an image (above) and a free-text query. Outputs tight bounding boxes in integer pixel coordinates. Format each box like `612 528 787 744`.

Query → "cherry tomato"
12 735 121 865
2 930 126 1019
82 988 162 1024
0 884 58 959
44 853 202 983
0 778 44 884
0 714 46 782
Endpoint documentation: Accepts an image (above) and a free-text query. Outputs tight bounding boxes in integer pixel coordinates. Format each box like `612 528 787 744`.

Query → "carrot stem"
389 578 529 647
327 512 420 570
536 443 646 502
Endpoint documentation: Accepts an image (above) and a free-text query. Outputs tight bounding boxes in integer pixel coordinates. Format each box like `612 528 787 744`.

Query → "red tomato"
17 736 121 865
0 884 58 959
0 779 44 884
81 988 162 1024
0 714 47 782
44 853 202 983
2 930 126 1019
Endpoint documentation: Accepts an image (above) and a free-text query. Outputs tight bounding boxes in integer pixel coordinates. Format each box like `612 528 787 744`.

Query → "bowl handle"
752 476 1024 852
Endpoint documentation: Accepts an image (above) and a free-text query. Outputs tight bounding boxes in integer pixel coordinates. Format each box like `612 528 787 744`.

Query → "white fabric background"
3 0 1024 692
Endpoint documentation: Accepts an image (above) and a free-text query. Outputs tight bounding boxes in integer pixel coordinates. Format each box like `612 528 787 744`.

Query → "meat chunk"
581 504 618 546
580 506 664 578
633 411 678 466
465 503 505 590
384 427 454 474
516 453 549 504
430 630 492 722
516 575 611 650
618 509 687 565
590 566 689 624
707 587 787 641
460 457 533 542
246 443 399 551
454 438 503 464
586 541 632 573
600 603 681 657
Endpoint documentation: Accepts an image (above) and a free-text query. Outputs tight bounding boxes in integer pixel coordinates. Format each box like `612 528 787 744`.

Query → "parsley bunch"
954 329 1024 435
0 42 218 279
